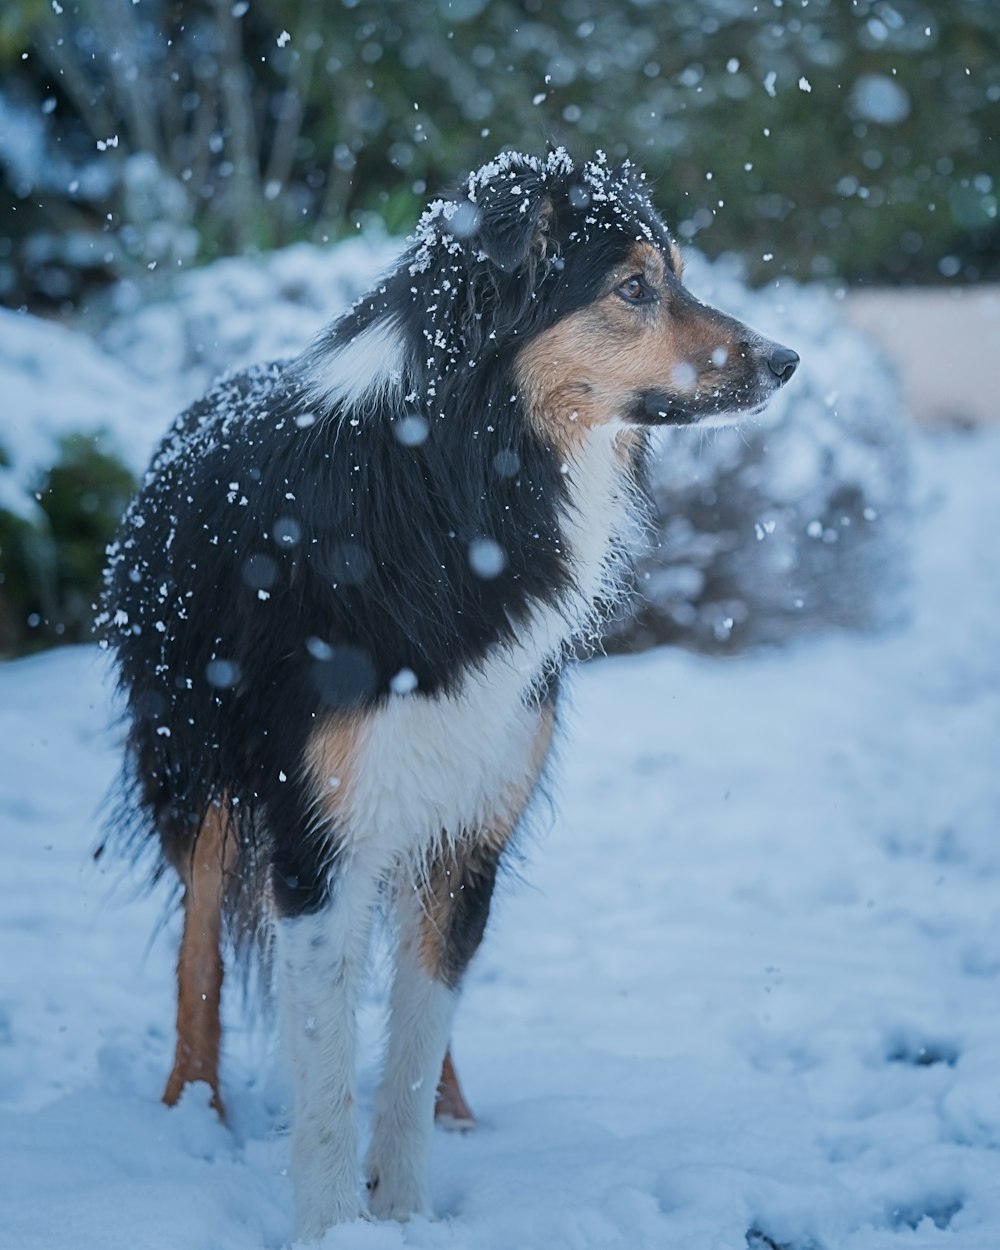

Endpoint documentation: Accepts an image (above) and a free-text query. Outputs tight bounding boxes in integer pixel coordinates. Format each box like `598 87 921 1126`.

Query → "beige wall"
843 285 1000 426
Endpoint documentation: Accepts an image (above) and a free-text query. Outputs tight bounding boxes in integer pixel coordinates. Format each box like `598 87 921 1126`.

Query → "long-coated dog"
100 148 798 1238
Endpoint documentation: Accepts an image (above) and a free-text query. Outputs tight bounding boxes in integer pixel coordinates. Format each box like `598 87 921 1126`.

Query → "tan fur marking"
417 700 556 981
305 713 361 823
517 241 742 443
631 241 666 287
163 802 236 1117
528 695 558 779
668 239 684 279
614 426 646 468
534 197 555 262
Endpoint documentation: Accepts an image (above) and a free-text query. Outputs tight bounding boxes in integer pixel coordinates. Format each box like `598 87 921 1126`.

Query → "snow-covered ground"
1 410 999 1248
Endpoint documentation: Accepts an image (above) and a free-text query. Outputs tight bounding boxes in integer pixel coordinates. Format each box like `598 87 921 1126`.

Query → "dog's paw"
295 1191 364 1242
364 1154 431 1222
434 1109 476 1133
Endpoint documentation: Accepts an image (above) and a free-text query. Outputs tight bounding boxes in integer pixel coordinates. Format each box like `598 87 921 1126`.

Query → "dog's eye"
617 275 655 305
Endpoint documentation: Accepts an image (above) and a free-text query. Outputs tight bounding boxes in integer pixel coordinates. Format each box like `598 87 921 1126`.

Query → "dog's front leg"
365 702 555 1220
364 882 462 1220
276 864 380 1240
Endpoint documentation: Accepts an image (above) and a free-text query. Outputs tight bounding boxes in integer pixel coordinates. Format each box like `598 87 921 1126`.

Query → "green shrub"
0 434 134 654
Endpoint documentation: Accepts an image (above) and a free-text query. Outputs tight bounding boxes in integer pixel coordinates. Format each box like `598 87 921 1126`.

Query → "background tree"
1 0 997 310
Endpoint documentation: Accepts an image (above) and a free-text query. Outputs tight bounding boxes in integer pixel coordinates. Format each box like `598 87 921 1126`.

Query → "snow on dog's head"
300 149 798 440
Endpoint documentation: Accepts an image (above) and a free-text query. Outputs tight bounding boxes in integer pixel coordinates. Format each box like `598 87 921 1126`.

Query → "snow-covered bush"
0 243 394 652
99 237 400 411
617 253 911 652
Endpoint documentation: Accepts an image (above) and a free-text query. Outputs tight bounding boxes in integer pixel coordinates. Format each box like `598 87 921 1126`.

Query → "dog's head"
403 149 797 437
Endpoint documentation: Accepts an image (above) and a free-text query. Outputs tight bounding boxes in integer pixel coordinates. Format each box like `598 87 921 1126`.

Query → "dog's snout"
767 345 799 382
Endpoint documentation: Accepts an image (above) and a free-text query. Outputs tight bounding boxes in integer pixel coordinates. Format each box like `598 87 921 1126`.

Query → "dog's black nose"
767 345 800 382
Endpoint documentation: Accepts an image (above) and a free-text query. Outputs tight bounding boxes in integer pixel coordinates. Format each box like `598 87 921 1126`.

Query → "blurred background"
0 0 997 656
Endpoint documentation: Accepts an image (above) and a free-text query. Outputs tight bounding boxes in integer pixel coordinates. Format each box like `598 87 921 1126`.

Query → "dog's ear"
470 175 553 273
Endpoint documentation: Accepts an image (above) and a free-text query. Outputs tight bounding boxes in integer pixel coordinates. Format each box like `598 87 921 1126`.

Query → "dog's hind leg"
163 802 235 1117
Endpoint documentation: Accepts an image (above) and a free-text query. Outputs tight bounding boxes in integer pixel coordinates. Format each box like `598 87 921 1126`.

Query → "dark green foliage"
1 0 997 310
0 434 135 653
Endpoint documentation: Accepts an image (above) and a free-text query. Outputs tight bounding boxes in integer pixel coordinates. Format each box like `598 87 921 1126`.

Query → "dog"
100 148 798 1238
